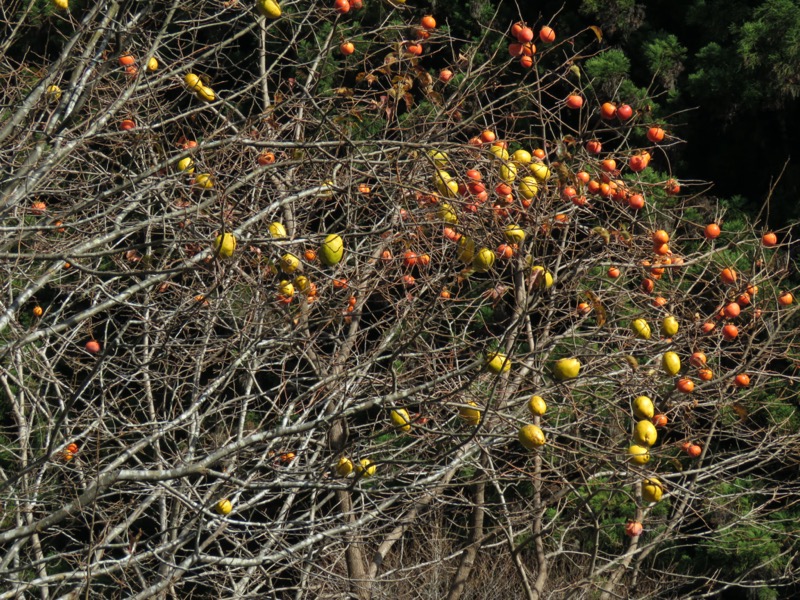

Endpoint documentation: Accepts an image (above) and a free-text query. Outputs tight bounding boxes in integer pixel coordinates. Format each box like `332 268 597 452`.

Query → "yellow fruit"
357 458 376 477
184 73 202 91
628 444 650 465
257 0 282 18
632 318 651 340
427 149 449 169
318 180 334 198
278 280 294 297
662 351 681 376
177 157 194 174
553 357 580 380
293 275 311 293
529 162 551 182
473 247 495 272
518 424 546 450
146 57 159 72
530 265 554 289
457 236 475 263
335 457 354 477
45 85 62 103
458 401 482 425
53 0 69 9
634 420 658 447
434 170 458 198
512 149 532 165
489 145 510 161
215 499 232 515
213 233 236 258
196 85 215 102
642 477 664 503
518 176 539 199
504 224 526 244
390 408 412 432
528 395 547 417
319 234 344 266
194 173 214 189
486 351 511 374
662 315 679 337
268 222 287 238
633 395 654 420
499 161 517 183
438 202 458 224
279 253 301 273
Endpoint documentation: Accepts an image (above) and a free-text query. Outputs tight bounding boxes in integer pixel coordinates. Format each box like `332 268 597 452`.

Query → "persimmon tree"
1 1 799 599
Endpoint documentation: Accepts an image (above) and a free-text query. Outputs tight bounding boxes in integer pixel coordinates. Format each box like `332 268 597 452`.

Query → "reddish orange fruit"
690 351 707 368
704 223 721 239
762 232 777 247
779 292 794 306
647 127 665 143
641 278 655 293
676 378 694 393
625 521 643 537
686 444 702 458
698 368 713 381
720 268 737 285
600 102 617 119
85 340 101 354
734 373 751 388
420 15 436 29
723 302 741 319
566 94 583 109
608 267 620 278
652 414 668 427
539 25 556 43
722 324 739 340
653 230 670 245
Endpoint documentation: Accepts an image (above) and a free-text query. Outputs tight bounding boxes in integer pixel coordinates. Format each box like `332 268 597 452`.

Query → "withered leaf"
584 289 607 327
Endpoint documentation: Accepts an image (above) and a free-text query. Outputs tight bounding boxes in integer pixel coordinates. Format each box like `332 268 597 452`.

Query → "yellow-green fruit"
634 420 658 447
457 236 475 263
319 234 344 266
529 162 551 182
518 424 546 450
196 86 215 102
257 0 282 18
662 315 679 337
642 477 664 503
531 265 554 289
499 161 517 183
278 280 294 298
53 0 69 9
512 149 532 165
195 173 214 189
357 458 376 477
184 73 203 91
628 444 650 465
504 224 526 244
318 180 334 198
473 247 495 272
214 233 236 258
45 85 62 103
438 202 458 224
390 408 412 432
518 176 539 199
528 395 547 417
632 318 651 340
268 222 287 238
553 357 580 380
335 456 354 477
486 351 511 374
427 149 449 169
489 145 509 161
633 395 654 420
434 170 458 198
177 157 194 174
146 57 159 72
293 275 310 294
279 253 301 274
215 499 232 515
662 351 681 376
459 401 482 425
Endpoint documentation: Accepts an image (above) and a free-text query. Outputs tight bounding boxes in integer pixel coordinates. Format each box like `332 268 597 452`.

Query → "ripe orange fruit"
304 249 317 262
723 302 741 319
641 278 655 293
701 322 715 334
420 15 436 29
653 230 670 245
566 94 583 109
652 414 668 427
600 102 617 119
676 378 694 393
608 267 620 278
698 368 713 381
577 302 591 315
704 223 721 239
779 292 793 306
722 324 739 340
440 288 451 299
340 41 355 55
480 130 496 144
686 444 701 458
257 151 276 165
720 268 737 285
118 54 135 66
652 296 667 308
762 232 777 247
647 126 665 143
734 373 750 388
33 306 43 317
403 251 418 267
85 340 101 354
539 25 555 43
690 351 707 368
